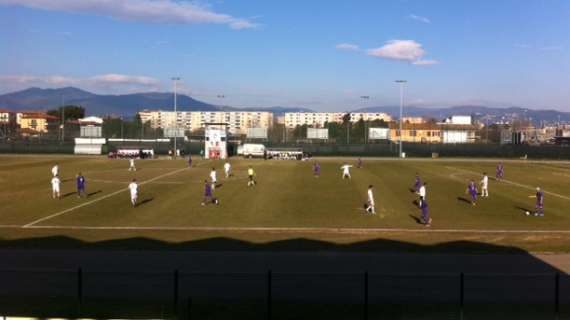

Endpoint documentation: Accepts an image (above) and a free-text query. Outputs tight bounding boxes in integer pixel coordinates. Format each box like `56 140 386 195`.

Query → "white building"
284 112 392 129
138 110 273 135
443 115 472 125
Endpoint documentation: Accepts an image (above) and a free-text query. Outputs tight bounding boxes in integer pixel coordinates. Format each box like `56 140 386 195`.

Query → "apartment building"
284 112 392 129
17 112 58 133
138 110 274 135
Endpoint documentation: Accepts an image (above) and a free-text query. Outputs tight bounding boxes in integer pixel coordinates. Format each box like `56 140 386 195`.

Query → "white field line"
446 166 570 201
6 225 570 234
22 167 189 228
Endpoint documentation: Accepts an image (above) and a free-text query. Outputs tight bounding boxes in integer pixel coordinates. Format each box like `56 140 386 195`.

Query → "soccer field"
1 155 570 252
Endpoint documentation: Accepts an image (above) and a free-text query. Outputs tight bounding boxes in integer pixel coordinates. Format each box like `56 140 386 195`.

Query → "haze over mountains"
1 87 570 123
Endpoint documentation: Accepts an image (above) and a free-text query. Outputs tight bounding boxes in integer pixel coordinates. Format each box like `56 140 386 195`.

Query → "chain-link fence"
0 269 569 319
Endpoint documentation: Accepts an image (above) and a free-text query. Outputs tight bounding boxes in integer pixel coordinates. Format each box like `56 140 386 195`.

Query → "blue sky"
1 0 569 111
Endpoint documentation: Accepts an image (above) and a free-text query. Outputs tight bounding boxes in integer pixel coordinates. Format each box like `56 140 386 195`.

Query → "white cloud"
412 59 439 66
335 43 360 51
0 74 162 93
367 40 427 62
408 14 431 24
0 0 258 30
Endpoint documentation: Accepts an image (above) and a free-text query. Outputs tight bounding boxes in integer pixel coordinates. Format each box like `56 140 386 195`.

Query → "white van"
237 143 266 158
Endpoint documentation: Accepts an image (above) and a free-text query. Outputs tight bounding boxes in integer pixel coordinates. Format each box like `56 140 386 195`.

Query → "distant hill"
0 87 314 116
0 87 217 116
352 105 570 124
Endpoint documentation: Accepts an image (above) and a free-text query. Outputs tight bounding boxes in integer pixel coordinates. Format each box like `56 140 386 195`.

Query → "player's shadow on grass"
136 197 154 207
88 190 102 197
408 188 416 193
515 206 531 214
457 197 471 204
61 192 77 198
408 214 423 225
411 200 419 206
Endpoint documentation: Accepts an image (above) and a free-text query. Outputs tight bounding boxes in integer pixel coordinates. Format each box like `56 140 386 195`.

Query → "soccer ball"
525 211 530 216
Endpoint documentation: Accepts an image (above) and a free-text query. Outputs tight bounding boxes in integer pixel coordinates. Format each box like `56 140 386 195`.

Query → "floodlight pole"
172 77 181 159
395 80 407 158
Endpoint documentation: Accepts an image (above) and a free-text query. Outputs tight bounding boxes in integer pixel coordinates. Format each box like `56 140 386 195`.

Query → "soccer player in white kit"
129 158 136 171
366 185 376 214
210 168 217 190
224 162 231 178
480 172 489 198
340 163 353 179
51 175 61 199
128 179 138 207
51 163 59 177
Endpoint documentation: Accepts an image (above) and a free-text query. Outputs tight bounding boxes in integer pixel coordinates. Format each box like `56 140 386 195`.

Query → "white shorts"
52 186 60 193
130 193 137 200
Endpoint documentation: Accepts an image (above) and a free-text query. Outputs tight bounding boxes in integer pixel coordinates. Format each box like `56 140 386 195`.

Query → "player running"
128 179 138 207
51 163 59 177
313 162 321 178
51 175 61 199
466 180 478 206
247 166 256 187
496 162 504 181
365 185 376 214
210 167 217 190
129 158 136 171
340 163 353 179
420 199 431 227
224 162 231 178
413 173 422 192
480 172 489 198
202 179 217 205
188 154 193 167
357 158 363 169
76 172 86 198
528 187 545 217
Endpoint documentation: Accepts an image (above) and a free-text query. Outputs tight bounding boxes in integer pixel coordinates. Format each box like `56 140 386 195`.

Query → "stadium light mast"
172 77 181 159
395 80 407 158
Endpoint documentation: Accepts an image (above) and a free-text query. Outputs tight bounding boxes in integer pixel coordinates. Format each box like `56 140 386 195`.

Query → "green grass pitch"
1 155 570 251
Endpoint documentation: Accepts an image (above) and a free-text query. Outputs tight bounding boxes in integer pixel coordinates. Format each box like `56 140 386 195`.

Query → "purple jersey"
314 163 320 174
536 191 544 208
468 182 477 195
496 164 504 177
76 176 85 189
204 183 212 197
414 176 422 191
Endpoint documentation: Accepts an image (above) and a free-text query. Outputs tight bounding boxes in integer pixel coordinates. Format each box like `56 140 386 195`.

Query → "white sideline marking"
22 167 189 228
445 166 570 201
6 225 570 234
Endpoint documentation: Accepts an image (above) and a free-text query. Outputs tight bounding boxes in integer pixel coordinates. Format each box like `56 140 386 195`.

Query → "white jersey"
130 159 135 167
367 189 375 205
210 171 217 182
51 177 60 190
419 185 426 198
481 176 489 188
340 165 352 175
128 182 138 197
224 163 231 173
51 165 59 177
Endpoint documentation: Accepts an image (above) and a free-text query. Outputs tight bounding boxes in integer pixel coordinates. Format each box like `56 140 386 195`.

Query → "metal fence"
1 269 570 319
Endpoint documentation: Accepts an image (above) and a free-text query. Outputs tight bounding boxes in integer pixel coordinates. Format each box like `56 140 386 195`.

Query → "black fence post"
554 272 560 320
460 272 464 320
77 267 83 316
364 271 369 320
267 270 272 320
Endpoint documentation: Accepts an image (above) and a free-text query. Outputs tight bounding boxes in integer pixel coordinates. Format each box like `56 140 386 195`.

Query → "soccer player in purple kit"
201 180 214 206
313 162 320 178
466 180 478 206
188 153 192 167
413 173 422 192
357 157 363 169
496 162 504 181
529 187 545 217
76 172 86 198
420 199 431 227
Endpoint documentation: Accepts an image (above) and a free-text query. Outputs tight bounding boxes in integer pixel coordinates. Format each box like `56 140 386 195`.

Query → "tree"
47 105 85 121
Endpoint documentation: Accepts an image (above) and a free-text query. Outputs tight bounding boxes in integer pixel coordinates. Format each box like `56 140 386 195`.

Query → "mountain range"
1 87 569 124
